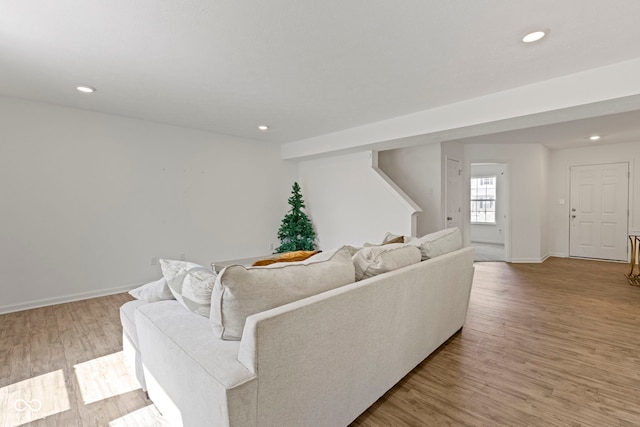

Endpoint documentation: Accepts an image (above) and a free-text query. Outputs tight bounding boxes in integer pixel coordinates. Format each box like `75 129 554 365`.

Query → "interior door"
446 158 461 229
569 163 629 261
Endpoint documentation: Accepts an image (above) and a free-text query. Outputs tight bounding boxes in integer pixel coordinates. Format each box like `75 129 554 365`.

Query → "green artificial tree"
275 182 317 253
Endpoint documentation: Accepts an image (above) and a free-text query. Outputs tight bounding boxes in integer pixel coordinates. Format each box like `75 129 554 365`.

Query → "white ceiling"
2 0 640 146
455 109 640 150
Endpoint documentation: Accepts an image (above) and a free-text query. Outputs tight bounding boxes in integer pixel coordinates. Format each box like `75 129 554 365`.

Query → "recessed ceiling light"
589 135 601 141
76 85 96 93
258 125 269 131
522 31 546 43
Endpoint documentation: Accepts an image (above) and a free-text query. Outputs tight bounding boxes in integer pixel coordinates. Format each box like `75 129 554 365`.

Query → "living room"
2 1 640 426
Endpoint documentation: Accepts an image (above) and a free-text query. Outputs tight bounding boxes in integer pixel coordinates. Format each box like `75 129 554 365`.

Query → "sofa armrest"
136 300 257 427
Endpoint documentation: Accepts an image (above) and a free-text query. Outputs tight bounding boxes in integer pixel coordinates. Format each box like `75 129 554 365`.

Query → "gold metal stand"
627 234 640 286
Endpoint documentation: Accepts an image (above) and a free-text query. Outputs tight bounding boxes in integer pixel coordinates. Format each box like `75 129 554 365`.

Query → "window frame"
470 175 497 225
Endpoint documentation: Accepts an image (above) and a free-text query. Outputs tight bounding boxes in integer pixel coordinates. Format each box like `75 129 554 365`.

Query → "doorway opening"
470 163 510 262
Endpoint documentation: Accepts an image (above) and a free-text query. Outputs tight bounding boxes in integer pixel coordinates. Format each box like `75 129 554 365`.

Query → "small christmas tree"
275 182 317 253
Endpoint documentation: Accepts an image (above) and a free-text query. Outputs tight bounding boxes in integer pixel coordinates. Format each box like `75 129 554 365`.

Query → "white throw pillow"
160 260 217 317
210 246 356 340
128 277 175 302
407 227 462 260
352 244 422 281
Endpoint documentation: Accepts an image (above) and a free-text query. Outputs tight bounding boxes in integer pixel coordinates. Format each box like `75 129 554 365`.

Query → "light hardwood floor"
2 257 639 426
353 258 640 426
0 293 162 427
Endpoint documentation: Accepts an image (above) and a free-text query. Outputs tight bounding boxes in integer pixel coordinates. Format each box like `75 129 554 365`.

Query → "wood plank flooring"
352 258 640 426
1 257 639 426
0 293 161 427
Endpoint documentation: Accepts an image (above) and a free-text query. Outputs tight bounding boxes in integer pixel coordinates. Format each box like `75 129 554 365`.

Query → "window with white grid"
470 176 496 224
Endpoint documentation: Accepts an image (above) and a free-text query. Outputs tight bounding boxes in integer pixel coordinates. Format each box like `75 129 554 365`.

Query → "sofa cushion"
160 260 217 318
210 246 356 340
352 243 422 281
129 277 175 302
407 227 462 260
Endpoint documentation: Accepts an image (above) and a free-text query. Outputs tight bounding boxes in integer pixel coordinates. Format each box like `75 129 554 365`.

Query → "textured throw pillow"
381 232 405 245
251 250 322 266
160 260 217 317
407 227 462 260
352 243 422 281
363 232 406 247
128 277 175 302
210 246 356 340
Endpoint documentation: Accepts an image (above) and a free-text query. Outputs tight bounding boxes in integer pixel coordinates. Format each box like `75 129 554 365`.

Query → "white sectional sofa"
121 230 474 426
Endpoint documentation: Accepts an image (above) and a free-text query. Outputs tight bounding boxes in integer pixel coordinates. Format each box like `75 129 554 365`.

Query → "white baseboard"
510 257 545 263
549 252 568 258
0 284 137 315
510 253 553 263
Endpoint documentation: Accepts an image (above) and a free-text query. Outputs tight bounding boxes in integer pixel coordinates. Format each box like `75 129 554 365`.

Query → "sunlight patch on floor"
74 351 140 405
109 404 168 427
0 369 70 426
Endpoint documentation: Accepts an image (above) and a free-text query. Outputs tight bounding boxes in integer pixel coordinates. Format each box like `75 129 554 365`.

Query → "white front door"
445 158 461 229
569 163 629 261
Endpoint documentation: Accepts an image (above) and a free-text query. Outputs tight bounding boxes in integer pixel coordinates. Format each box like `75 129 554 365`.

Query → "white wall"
377 141 468 239
0 96 296 313
378 142 441 236
465 144 549 262
298 151 414 250
548 141 640 257
470 163 507 245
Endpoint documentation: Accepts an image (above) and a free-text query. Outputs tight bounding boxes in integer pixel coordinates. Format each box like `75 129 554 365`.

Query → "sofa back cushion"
407 227 462 260
352 244 422 281
210 246 355 340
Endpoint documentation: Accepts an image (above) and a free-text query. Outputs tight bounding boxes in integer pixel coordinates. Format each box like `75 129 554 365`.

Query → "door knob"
571 215 576 219
447 217 453 221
